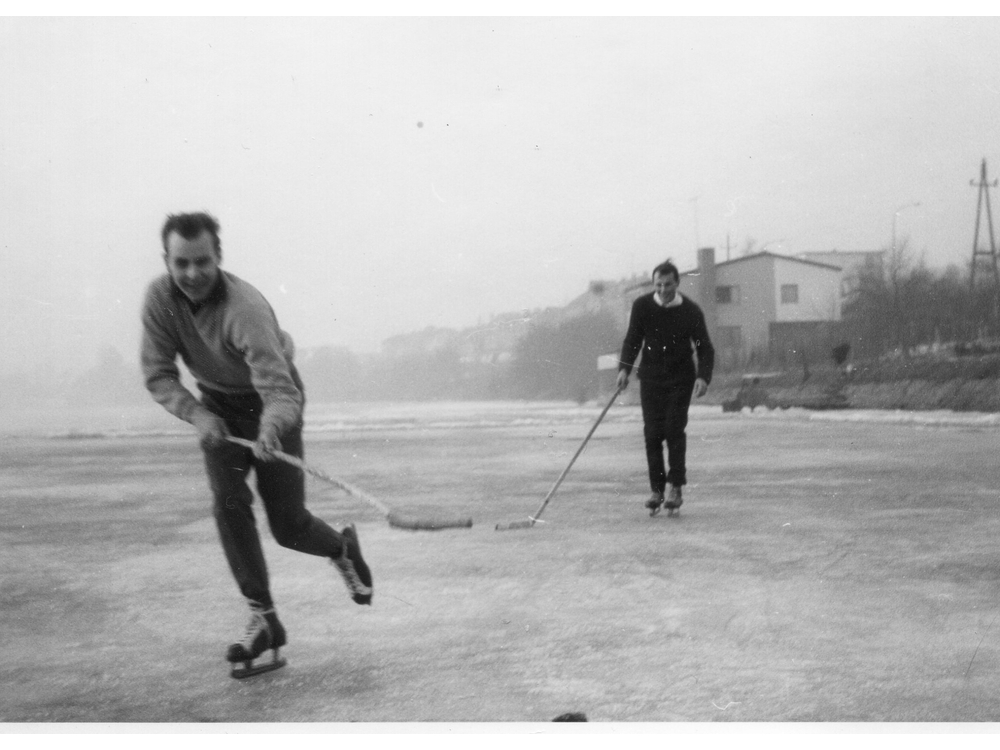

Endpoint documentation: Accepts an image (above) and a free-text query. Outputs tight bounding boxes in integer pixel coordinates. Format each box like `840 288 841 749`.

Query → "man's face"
164 230 221 304
653 271 679 304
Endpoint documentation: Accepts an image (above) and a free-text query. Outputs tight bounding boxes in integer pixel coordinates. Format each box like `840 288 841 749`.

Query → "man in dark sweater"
616 260 715 516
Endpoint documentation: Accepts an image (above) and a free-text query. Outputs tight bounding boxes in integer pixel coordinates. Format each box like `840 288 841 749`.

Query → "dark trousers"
199 387 342 609
640 378 694 493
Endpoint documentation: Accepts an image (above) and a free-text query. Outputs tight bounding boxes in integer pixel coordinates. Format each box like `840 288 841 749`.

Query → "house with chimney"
613 249 845 370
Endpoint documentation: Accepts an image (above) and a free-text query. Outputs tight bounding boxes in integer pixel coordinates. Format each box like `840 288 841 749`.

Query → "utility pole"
970 158 1000 332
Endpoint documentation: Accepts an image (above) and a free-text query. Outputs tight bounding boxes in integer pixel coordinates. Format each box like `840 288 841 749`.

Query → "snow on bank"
709 404 1000 428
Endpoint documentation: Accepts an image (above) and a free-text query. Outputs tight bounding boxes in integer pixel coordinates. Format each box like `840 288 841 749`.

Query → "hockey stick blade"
388 513 473 531
495 518 537 531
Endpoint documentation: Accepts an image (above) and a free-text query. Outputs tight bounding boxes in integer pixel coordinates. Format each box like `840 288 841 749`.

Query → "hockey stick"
495 386 623 531
225 437 473 531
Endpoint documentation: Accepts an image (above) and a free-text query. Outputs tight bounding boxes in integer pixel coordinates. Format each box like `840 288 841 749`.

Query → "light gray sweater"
140 271 302 436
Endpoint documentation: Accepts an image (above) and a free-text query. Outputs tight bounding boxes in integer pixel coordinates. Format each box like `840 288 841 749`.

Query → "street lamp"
892 201 921 255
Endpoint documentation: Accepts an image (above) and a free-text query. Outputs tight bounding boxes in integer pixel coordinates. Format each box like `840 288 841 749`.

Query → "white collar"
654 291 683 308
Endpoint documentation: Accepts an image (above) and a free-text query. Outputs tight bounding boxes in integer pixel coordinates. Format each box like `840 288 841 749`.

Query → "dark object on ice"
722 375 772 412
723 371 849 412
552 712 588 721
832 342 851 366
772 391 849 410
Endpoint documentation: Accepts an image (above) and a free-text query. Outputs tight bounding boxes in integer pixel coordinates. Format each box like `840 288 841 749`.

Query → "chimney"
697 247 718 346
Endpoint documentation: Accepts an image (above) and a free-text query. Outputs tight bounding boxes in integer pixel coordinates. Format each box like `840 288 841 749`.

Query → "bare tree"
886 236 915 353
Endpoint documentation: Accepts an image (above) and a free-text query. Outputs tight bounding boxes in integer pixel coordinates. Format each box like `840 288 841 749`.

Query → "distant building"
381 326 460 358
623 249 843 368
454 311 541 365
559 277 650 332
695 250 842 366
797 249 885 301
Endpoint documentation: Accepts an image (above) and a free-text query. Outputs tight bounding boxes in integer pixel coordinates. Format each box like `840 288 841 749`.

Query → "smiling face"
164 230 221 304
652 269 679 305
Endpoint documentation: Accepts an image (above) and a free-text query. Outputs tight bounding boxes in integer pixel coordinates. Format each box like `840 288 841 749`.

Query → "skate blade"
648 506 661 517
230 656 287 679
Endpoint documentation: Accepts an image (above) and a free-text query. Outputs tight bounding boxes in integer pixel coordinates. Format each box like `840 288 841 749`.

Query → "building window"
716 285 739 304
716 325 741 349
780 284 799 304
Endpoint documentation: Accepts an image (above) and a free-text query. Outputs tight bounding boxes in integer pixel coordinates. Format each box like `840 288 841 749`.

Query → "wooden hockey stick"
226 437 473 531
495 386 623 531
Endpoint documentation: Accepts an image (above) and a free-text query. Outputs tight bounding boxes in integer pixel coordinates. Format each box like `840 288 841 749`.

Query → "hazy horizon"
4 16 1000 380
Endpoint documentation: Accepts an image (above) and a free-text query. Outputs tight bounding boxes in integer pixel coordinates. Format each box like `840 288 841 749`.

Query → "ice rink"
3 400 1000 725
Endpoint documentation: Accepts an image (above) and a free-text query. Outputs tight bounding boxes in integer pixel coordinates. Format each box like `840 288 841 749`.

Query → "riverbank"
705 354 1000 413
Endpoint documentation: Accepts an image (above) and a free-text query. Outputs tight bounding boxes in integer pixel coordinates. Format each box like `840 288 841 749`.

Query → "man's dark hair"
651 259 679 282
161 212 221 255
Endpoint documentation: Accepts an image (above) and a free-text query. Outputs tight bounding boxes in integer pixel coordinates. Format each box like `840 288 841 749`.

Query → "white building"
571 248 835 369
678 250 843 366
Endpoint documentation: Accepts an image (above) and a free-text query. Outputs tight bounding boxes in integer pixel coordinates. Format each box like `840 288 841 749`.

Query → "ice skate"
331 523 373 605
226 606 287 679
664 485 683 516
645 491 664 517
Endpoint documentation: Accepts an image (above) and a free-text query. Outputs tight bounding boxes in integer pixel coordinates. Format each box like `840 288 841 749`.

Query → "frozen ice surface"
5 399 1000 440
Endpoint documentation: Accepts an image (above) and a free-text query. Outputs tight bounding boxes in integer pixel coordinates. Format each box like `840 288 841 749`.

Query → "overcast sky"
3 16 1000 377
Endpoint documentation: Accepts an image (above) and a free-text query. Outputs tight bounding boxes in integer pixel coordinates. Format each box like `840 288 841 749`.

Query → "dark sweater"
618 293 715 385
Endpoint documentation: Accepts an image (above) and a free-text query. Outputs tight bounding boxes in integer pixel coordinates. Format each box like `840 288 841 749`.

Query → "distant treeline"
840 244 1000 360
298 311 622 403
0 310 623 408
0 346 151 409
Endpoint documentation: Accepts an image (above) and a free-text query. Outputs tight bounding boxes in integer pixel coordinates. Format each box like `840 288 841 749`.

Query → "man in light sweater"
616 259 715 517
141 212 372 678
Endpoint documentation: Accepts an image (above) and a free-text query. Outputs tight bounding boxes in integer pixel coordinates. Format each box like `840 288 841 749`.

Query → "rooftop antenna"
970 158 1000 328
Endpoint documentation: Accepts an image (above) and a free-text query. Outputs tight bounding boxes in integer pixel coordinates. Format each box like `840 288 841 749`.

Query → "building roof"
714 250 843 272
799 249 884 258
620 250 847 295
